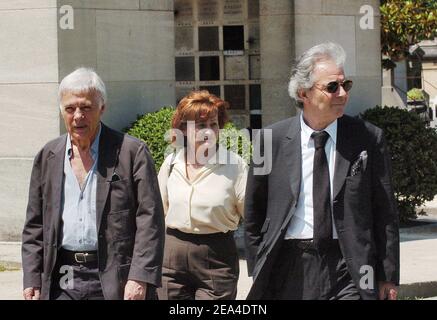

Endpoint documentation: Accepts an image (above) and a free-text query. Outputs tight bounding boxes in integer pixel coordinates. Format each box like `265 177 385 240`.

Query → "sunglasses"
316 79 353 94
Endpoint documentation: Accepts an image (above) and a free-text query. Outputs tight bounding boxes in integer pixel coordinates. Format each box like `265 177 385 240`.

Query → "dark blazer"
22 123 165 300
244 115 400 300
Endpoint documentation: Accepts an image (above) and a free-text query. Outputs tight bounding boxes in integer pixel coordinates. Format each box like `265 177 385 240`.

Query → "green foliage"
219 122 252 164
407 88 425 101
125 107 175 170
126 107 252 170
381 0 437 63
361 106 437 222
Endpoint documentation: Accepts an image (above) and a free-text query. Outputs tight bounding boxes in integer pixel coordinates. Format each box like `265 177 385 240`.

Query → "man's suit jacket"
244 115 400 300
22 123 165 300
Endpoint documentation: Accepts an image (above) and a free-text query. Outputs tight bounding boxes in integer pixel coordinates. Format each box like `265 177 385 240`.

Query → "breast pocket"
345 174 364 194
106 209 135 241
344 174 371 214
109 178 134 212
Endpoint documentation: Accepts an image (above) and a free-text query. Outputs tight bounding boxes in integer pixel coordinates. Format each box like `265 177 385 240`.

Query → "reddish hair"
172 90 229 130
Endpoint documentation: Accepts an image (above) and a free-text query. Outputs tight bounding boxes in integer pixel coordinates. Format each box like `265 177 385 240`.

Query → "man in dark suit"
244 43 399 300
22 68 165 300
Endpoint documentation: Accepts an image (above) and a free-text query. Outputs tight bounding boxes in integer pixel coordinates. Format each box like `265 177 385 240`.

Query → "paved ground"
0 241 20 267
2 202 437 300
0 271 22 300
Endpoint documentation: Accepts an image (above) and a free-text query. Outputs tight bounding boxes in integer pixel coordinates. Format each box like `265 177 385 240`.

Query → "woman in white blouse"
157 90 248 300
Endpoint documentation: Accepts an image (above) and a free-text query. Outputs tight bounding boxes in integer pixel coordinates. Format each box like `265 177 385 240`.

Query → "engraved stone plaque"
225 55 247 80
175 27 194 52
223 0 243 22
198 0 219 22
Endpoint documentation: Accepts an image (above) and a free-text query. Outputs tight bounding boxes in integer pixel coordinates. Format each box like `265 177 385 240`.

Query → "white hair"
58 67 107 108
288 42 346 109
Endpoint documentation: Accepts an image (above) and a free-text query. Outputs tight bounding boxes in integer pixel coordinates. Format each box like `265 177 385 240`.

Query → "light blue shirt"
61 125 101 251
285 113 339 240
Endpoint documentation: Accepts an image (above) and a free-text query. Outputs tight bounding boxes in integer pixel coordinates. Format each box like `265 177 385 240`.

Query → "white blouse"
157 146 248 234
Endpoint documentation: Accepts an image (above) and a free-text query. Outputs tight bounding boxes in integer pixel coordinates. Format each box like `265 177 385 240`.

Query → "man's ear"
297 88 307 101
100 104 106 114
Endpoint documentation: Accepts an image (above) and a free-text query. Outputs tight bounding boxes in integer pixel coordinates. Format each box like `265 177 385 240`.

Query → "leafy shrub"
219 122 252 164
407 88 425 101
125 107 175 170
361 106 437 222
126 107 252 170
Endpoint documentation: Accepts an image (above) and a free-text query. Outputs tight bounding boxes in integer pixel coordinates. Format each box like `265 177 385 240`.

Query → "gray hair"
59 67 107 108
288 42 346 109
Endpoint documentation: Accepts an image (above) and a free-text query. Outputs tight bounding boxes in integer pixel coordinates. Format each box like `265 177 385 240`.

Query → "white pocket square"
351 150 367 176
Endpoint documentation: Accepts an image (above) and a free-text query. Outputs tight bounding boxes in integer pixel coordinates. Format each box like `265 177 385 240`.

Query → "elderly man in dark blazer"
244 42 399 300
22 68 165 300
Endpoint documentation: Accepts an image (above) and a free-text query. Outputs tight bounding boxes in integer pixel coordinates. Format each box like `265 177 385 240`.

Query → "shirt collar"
66 123 102 161
300 113 337 147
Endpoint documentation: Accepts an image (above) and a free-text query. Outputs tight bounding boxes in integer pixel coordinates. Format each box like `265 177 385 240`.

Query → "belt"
58 248 98 265
166 227 234 240
289 239 316 251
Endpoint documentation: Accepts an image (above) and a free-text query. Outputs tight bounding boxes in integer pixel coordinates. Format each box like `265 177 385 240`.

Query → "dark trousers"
158 228 239 300
265 240 361 300
50 249 104 300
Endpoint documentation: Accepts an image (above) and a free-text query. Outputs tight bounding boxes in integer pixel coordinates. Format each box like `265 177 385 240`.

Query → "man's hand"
23 287 41 300
378 281 397 300
124 280 147 300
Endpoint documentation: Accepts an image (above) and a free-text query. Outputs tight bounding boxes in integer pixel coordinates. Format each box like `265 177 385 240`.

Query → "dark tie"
311 131 332 251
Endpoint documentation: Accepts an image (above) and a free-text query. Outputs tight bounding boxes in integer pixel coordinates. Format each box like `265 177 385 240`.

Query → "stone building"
0 0 381 240
421 39 437 102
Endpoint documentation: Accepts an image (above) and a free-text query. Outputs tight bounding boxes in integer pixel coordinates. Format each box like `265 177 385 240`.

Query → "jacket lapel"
333 116 353 200
282 116 302 204
47 135 67 245
96 124 120 233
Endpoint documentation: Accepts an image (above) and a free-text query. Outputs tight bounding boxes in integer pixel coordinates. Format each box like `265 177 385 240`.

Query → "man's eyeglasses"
315 80 353 94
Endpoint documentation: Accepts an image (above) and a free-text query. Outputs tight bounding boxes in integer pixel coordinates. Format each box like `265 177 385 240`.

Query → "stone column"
259 0 295 126
0 0 59 240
